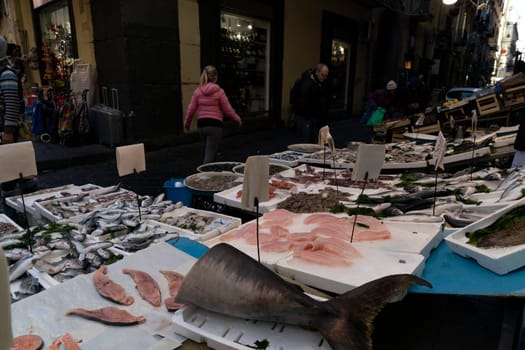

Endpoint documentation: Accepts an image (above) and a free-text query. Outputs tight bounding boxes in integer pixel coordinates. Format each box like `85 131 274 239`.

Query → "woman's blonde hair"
200 65 218 86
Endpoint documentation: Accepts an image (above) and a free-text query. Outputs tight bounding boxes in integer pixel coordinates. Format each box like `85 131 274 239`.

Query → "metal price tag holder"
116 143 146 221
350 144 385 242
432 132 447 216
241 155 269 263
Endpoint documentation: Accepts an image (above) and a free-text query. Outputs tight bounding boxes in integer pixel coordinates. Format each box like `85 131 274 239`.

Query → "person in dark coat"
367 80 403 119
291 63 329 143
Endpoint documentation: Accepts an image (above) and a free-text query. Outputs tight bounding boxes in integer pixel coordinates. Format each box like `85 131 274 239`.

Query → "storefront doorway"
321 12 358 119
219 12 270 117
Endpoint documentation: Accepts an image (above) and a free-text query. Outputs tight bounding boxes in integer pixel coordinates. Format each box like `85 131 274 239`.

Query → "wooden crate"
475 94 501 116
502 85 525 108
412 122 441 134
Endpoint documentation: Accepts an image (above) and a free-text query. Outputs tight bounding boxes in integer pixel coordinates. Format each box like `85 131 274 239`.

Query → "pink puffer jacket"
184 83 241 129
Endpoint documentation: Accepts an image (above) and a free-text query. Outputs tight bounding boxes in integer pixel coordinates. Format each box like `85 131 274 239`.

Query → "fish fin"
318 274 431 350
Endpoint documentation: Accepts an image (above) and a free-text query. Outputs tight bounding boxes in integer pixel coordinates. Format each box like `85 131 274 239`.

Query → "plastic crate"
502 85 525 108
164 178 192 207
475 94 501 116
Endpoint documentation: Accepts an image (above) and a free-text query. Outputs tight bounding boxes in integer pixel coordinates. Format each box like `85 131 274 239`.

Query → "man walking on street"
290 63 329 144
0 36 36 215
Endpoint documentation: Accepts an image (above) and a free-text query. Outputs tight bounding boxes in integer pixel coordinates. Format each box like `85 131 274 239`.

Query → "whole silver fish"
9 252 50 282
176 243 431 350
497 179 525 202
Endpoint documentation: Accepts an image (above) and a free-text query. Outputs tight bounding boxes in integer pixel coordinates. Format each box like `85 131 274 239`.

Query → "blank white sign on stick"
116 143 146 176
0 141 37 183
351 144 385 181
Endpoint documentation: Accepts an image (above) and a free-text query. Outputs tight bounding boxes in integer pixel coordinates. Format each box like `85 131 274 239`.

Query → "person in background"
6 43 24 82
184 65 242 164
367 80 403 120
291 63 329 144
403 75 430 115
0 35 35 210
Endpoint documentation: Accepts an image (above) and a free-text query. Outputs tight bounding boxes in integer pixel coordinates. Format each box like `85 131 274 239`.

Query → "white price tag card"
241 155 269 209
116 143 146 176
0 141 37 182
351 144 385 181
433 131 447 171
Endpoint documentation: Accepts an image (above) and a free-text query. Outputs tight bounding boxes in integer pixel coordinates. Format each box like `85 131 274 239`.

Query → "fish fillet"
93 265 134 305
122 268 161 307
160 270 185 311
47 333 80 350
66 306 145 325
10 334 43 350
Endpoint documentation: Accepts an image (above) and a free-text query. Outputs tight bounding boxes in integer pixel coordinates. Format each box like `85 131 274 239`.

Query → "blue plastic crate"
164 178 192 207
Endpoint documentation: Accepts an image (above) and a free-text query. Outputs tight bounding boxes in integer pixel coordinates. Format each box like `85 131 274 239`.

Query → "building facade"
0 0 518 145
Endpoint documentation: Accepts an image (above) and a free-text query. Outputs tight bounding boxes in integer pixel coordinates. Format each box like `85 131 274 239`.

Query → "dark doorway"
320 11 358 119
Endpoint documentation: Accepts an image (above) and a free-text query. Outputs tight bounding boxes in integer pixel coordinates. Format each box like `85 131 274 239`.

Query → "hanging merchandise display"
220 12 270 117
36 0 75 90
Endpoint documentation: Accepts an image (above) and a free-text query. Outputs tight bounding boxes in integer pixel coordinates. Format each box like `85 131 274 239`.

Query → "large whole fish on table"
175 243 431 350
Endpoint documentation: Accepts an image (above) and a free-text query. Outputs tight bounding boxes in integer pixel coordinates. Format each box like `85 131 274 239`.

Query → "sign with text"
0 141 37 182
351 144 385 181
116 143 146 176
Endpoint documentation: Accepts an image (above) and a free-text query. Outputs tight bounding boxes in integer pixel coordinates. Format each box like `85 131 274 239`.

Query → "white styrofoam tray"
172 305 331 350
275 246 425 294
4 184 79 214
0 213 24 234
213 183 293 213
267 150 306 167
206 213 429 294
34 187 135 222
158 206 242 241
352 220 443 258
428 147 491 168
444 197 525 275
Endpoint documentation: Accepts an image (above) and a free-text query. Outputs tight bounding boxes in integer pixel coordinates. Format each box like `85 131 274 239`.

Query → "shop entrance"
219 12 270 118
321 12 358 119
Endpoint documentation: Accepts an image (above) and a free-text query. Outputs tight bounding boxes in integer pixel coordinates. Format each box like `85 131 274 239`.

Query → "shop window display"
37 0 75 90
220 12 270 118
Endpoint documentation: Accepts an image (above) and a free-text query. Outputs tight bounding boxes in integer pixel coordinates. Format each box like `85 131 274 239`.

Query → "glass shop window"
37 0 75 89
329 39 351 112
220 12 270 118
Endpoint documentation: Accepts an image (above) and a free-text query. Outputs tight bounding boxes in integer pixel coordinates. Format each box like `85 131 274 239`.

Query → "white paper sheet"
0 141 38 182
116 143 146 176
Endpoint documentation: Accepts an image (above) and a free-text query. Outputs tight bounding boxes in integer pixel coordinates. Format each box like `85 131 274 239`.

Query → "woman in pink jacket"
184 65 242 164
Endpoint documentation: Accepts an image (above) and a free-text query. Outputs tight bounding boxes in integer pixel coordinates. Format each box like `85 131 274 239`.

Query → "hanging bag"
366 106 386 126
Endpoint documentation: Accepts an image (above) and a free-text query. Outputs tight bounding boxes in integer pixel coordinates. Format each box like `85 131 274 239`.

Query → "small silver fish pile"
6 223 120 285
40 184 133 220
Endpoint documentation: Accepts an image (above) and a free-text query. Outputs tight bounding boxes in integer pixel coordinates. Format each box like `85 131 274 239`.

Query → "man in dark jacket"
291 63 329 143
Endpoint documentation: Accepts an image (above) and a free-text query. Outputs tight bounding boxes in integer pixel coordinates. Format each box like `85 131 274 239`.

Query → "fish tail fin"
317 274 431 350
